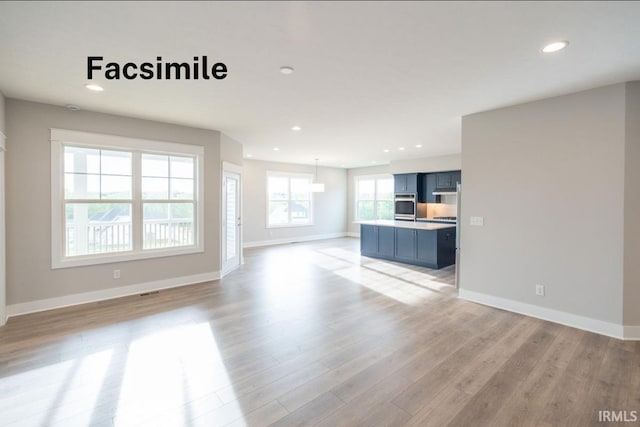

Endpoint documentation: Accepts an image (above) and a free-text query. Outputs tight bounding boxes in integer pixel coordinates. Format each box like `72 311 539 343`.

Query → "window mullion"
132 151 142 251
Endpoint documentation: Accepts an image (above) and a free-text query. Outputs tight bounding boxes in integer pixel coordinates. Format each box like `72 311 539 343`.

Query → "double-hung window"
266 172 313 227
51 129 204 268
354 174 394 221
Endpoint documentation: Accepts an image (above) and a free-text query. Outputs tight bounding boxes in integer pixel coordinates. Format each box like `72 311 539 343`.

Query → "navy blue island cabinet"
360 224 395 258
360 222 456 269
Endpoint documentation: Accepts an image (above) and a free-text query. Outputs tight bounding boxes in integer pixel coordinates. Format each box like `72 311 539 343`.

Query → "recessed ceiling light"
273 147 280 151
383 149 389 153
291 126 301 131
415 144 423 148
85 83 104 92
245 154 252 158
399 147 405 151
280 66 294 75
541 41 569 53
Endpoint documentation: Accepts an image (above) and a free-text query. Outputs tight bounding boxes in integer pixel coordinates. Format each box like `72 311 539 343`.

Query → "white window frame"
266 171 314 228
354 174 394 222
51 128 205 269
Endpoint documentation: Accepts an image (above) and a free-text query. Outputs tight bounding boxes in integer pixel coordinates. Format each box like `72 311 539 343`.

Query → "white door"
222 170 241 276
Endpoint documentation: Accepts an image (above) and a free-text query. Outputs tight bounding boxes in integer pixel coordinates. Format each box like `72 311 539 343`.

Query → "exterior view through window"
52 129 204 268
355 175 394 220
64 147 196 256
267 172 313 227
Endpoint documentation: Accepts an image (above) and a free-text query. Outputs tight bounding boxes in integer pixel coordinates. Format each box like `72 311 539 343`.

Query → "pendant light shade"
311 159 325 193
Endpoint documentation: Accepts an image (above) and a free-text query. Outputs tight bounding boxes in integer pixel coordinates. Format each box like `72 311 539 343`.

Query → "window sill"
52 246 204 269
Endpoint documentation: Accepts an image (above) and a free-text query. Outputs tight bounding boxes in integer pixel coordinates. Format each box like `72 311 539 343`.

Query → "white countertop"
416 218 456 224
358 220 456 230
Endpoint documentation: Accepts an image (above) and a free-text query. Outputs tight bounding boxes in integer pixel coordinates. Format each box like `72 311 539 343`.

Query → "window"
51 129 204 268
267 172 313 227
355 175 393 221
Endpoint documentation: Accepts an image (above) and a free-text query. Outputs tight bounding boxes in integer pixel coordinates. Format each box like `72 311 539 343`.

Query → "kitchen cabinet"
435 171 462 189
424 170 461 203
416 229 437 265
436 172 452 189
425 173 439 203
361 224 395 258
394 228 417 261
361 224 378 254
362 222 456 269
394 173 421 194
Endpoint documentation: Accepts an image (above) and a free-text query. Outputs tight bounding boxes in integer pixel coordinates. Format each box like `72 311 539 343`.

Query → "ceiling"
1 1 639 168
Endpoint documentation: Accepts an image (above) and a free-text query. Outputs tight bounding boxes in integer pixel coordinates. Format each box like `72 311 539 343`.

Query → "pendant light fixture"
310 158 325 193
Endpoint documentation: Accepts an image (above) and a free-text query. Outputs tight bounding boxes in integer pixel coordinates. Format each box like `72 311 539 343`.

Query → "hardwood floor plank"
314 372 413 427
540 332 610 426
445 323 560 426
0 238 637 427
269 392 345 427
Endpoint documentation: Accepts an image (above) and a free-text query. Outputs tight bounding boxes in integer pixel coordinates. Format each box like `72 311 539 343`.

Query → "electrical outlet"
470 216 484 226
535 284 545 296
113 269 121 279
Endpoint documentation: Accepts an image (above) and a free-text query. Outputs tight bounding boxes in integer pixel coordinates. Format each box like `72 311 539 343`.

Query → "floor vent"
139 291 160 296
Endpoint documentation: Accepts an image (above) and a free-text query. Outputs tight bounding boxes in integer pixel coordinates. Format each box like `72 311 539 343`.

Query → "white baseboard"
458 288 632 340
243 232 348 249
346 232 360 238
6 271 220 318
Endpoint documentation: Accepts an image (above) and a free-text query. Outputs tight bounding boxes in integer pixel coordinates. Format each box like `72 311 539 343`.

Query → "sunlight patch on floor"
0 349 113 426
313 248 447 305
113 322 244 426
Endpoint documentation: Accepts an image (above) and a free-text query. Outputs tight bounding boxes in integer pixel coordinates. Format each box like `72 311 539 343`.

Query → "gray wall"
242 159 347 245
460 84 626 325
220 133 244 166
0 92 5 324
390 153 461 174
624 82 640 326
346 154 462 234
5 99 222 305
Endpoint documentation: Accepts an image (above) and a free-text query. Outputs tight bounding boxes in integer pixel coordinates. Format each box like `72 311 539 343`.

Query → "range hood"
432 187 457 195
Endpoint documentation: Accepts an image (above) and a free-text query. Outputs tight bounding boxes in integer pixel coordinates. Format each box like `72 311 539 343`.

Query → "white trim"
458 288 628 340
243 232 347 249
0 130 6 151
266 170 314 228
50 129 205 269
51 128 204 156
353 174 394 222
346 231 360 238
221 163 243 278
6 271 220 318
53 246 205 269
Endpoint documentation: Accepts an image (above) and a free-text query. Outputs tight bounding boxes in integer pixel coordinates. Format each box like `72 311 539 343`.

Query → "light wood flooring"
1 237 639 427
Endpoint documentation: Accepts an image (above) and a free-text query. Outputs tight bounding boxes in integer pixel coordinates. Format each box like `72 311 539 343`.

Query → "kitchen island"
359 220 456 269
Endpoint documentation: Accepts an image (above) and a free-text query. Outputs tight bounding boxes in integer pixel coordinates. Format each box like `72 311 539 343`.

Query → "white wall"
390 153 461 174
5 99 223 311
624 82 640 326
242 159 347 246
460 83 627 331
0 92 5 325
